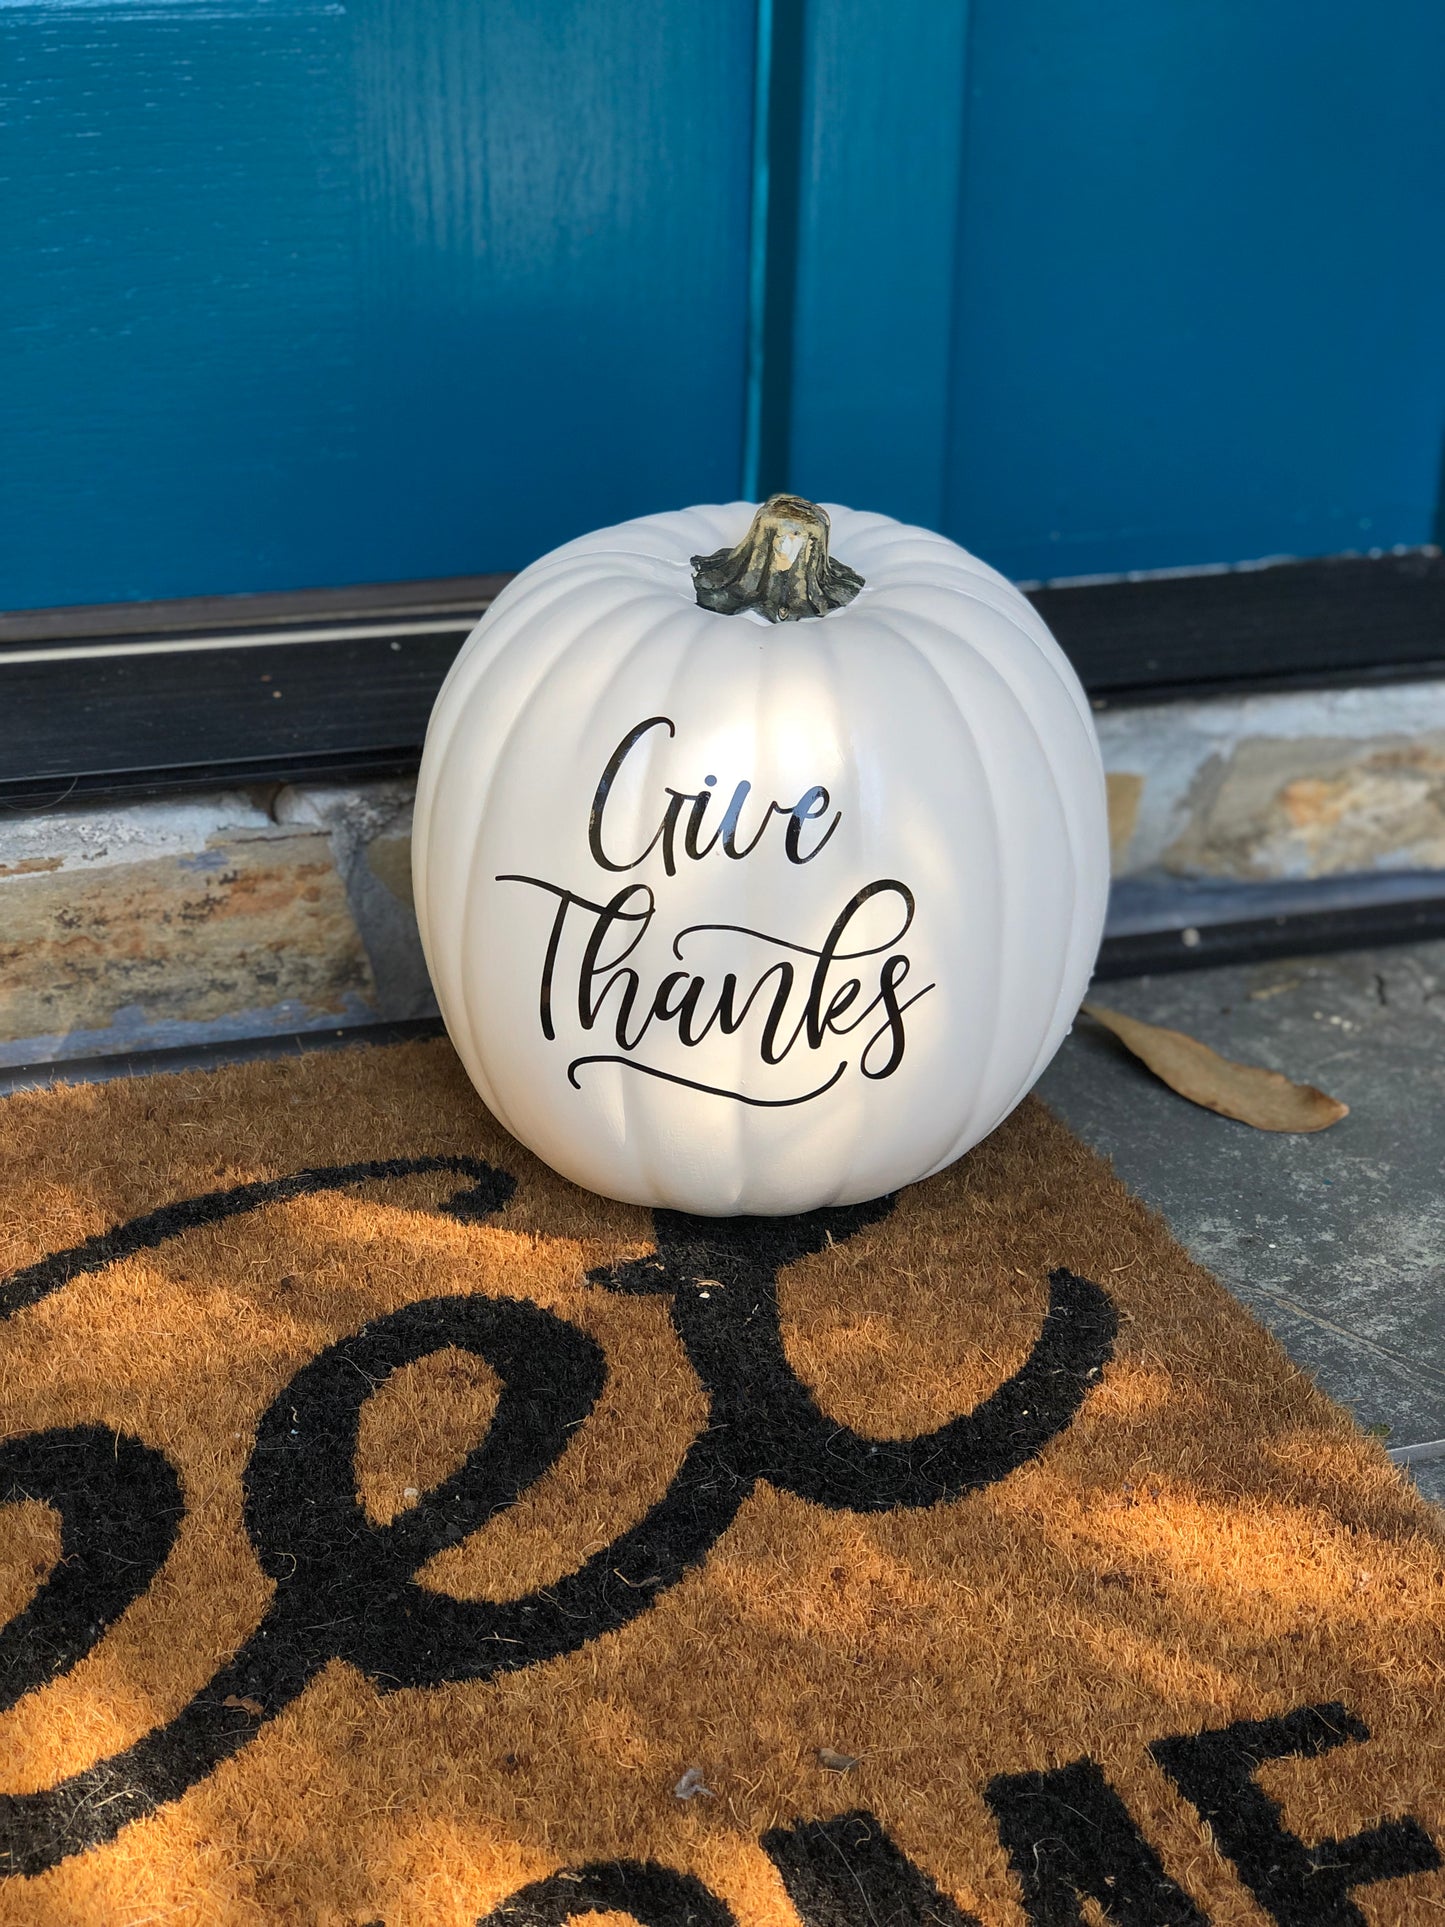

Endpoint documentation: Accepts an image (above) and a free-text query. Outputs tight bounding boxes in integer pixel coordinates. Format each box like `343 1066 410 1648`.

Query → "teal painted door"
3 0 1443 611
1 1 758 608
783 0 1445 583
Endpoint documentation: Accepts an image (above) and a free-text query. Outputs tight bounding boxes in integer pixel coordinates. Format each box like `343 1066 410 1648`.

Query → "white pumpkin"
413 497 1108 1215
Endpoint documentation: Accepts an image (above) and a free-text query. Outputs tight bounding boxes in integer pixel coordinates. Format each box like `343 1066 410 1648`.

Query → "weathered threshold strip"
1095 876 1445 979
0 1018 445 1099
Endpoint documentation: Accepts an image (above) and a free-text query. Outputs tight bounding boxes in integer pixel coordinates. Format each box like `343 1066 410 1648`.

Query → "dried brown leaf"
1081 1004 1349 1133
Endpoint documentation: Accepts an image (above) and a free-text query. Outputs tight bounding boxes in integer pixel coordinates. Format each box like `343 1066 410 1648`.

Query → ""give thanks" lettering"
498 715 934 1107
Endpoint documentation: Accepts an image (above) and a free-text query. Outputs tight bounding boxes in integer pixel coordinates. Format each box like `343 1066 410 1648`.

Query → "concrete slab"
1039 940 1445 1476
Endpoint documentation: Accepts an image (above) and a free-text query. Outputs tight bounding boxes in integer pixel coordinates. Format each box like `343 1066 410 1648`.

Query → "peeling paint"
365 832 416 910
0 831 374 1050
1098 675 1445 879
0 856 63 878
0 792 276 884
276 783 434 1020
1105 772 1143 870
1163 734 1445 878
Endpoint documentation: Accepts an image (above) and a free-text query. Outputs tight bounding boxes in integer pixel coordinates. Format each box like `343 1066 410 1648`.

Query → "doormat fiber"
1 1040 1442 1925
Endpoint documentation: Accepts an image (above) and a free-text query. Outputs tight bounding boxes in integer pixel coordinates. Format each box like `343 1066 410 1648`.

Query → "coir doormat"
2 1041 1443 1925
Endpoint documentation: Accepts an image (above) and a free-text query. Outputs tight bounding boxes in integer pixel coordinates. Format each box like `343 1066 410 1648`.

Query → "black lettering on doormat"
476 1857 736 1924
0 1160 1117 1878
472 1758 1441 1927
1152 1702 1441 1925
762 1809 981 1924
986 1756 1207 1925
0 1155 518 1323
0 1427 182 1712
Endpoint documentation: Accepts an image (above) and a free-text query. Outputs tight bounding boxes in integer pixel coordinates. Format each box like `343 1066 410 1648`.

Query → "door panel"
1 0 756 609
785 0 1445 581
784 0 969 533
4 0 1442 619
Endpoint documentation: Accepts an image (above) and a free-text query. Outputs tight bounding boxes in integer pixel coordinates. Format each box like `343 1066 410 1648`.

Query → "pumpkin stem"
691 495 864 623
